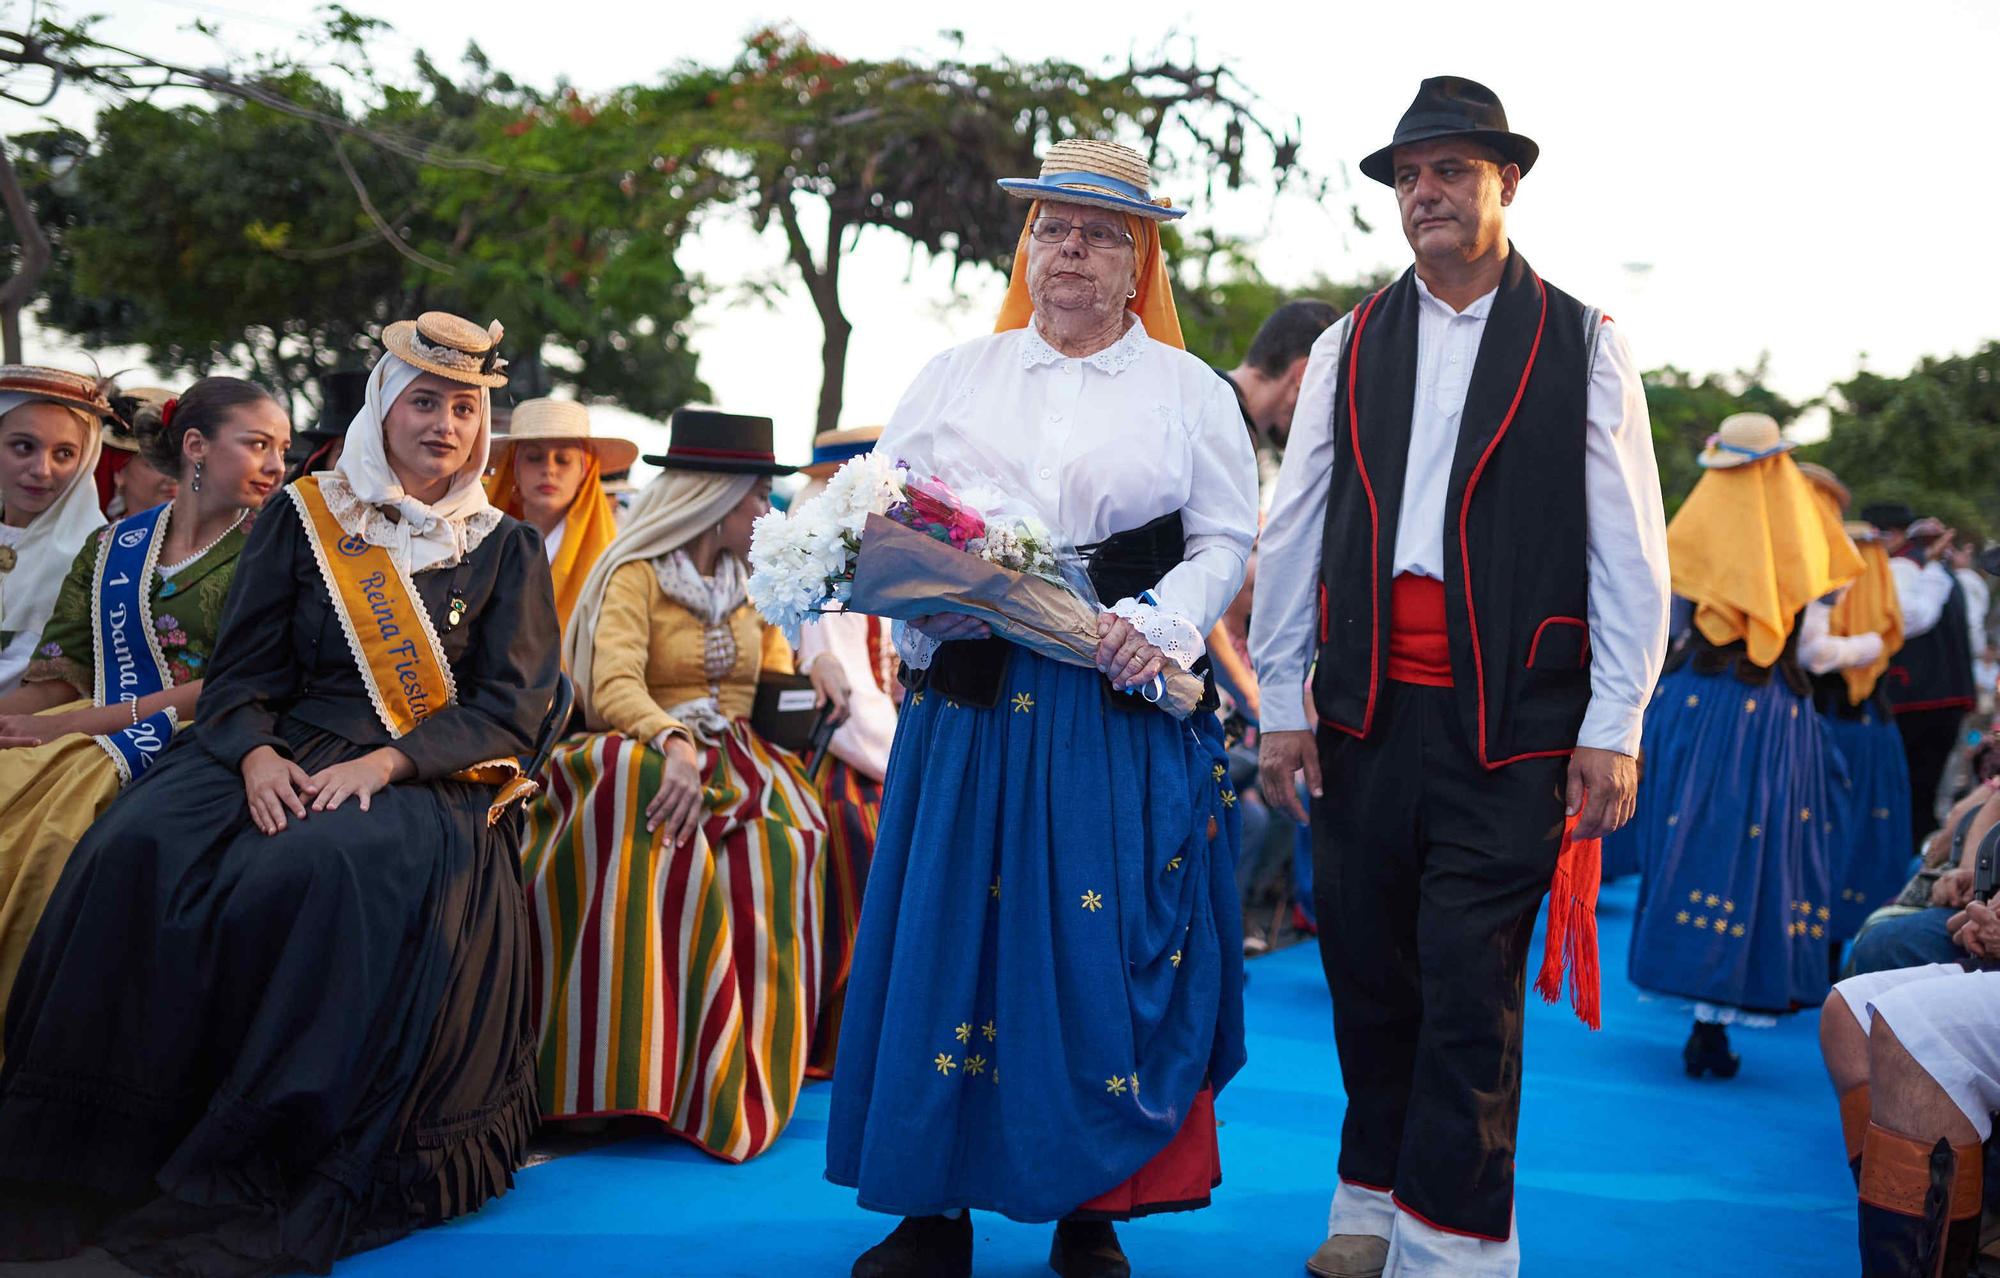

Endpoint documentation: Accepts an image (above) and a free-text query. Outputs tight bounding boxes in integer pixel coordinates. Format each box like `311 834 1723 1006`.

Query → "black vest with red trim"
1885 562 1976 715
1312 251 1596 768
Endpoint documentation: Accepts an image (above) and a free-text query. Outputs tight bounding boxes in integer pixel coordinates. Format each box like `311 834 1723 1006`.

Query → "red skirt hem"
1068 1087 1220 1220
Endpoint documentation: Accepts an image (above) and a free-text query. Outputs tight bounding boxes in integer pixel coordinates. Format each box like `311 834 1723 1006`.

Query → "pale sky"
5 0 1997 469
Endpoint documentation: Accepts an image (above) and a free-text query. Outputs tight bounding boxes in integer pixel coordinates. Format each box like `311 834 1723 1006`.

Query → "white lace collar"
1017 314 1151 376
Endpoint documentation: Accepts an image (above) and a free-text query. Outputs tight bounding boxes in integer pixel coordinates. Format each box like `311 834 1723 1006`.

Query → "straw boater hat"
381 311 509 388
1795 462 1850 511
491 398 639 472
998 138 1185 222
801 425 882 479
1697 412 1797 469
642 409 796 476
1360 76 1540 186
0 366 115 420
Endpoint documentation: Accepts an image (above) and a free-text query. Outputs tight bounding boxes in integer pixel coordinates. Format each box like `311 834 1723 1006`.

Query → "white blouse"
877 316 1258 656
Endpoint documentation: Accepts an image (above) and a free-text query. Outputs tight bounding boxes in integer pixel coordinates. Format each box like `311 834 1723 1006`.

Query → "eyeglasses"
1029 217 1133 249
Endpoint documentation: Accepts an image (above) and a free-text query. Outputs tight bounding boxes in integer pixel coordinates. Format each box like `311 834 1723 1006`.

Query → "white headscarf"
315 354 500 574
562 467 754 727
0 391 105 649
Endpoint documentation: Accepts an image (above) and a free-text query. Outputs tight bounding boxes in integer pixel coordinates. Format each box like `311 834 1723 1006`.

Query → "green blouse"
23 510 253 699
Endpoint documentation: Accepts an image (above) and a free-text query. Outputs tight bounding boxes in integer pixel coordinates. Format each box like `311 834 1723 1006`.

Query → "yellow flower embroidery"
1676 910 1691 925
1817 906 1831 922
1750 825 1763 839
1105 1075 1129 1096
963 1054 988 1077
1688 890 1703 904
990 878 1001 899
954 1023 972 1045
1166 856 1183 872
1685 694 1700 708
1221 790 1238 808
1170 950 1183 967
1081 890 1105 912
1212 763 1226 782
1130 1073 1141 1096
1666 814 1679 826
1744 697 1757 714
1011 691 1035 713
1731 924 1745 937
912 690 925 705
982 1021 996 1042
1723 900 1736 913
1811 923 1825 939
1705 894 1720 908
934 1053 957 1076
1694 916 1708 929
1800 808 1813 822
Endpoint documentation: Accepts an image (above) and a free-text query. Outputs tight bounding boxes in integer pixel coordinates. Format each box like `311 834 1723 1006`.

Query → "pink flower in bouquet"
898 473 987 547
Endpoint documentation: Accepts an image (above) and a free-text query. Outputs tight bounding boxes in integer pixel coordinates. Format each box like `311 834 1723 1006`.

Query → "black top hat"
1859 501 1917 532
1360 76 1539 186
642 409 796 476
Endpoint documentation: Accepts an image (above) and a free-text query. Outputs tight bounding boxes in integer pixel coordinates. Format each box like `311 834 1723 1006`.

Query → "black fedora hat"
1859 501 1916 532
298 369 371 444
1360 76 1539 187
643 409 797 476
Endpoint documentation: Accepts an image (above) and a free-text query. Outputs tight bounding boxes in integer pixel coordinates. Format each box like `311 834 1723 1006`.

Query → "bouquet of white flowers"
748 455 1205 719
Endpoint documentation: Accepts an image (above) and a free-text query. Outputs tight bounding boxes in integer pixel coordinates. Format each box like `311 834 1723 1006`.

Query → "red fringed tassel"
1535 813 1602 1030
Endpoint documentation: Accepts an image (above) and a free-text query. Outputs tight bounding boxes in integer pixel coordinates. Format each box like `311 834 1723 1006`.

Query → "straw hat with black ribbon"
381 312 510 389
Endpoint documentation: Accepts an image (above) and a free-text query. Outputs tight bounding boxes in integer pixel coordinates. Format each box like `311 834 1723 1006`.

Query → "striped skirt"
807 757 882 1079
521 722 827 1162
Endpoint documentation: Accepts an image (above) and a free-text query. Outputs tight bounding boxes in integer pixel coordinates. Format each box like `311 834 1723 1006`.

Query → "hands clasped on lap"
240 743 414 835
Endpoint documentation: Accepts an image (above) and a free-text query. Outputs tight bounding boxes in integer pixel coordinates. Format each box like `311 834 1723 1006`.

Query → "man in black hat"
1862 501 1984 847
1251 77 1670 1277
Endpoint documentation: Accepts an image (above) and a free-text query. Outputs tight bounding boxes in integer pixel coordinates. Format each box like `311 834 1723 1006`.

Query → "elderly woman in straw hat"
0 312 559 1273
520 409 846 1163
1616 413 1866 1081
793 425 901 1078
0 367 114 694
485 396 637 631
826 139 1257 1278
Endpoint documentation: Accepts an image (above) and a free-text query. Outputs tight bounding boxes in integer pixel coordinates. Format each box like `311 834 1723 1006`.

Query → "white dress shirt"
1800 599 1886 675
878 316 1258 658
542 520 565 566
1251 275 1671 756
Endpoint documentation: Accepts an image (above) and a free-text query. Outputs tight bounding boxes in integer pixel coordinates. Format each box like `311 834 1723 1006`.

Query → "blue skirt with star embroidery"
1822 702 1914 939
1626 662 1835 1013
824 648 1246 1222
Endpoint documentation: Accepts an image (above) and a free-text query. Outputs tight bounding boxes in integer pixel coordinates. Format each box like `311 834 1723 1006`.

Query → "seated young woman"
0 313 559 1276
521 409 847 1162
484 396 634 632
0 376 287 1040
0 366 114 693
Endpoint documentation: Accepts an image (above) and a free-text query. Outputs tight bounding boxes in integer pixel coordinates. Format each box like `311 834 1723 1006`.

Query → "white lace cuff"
1106 598 1205 671
892 620 939 671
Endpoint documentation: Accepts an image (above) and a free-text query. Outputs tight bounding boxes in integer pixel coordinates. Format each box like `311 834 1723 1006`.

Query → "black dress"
0 496 559 1276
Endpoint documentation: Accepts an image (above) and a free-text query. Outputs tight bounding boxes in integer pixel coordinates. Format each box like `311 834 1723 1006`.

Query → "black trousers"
1896 707 1966 850
1311 681 1568 1241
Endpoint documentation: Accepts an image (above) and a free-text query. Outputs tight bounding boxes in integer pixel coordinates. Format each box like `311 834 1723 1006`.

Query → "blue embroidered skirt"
825 649 1245 1222
1626 663 1835 1012
1822 702 1915 938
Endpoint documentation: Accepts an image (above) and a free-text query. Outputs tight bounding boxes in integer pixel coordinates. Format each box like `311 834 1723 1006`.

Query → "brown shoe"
1305 1234 1389 1278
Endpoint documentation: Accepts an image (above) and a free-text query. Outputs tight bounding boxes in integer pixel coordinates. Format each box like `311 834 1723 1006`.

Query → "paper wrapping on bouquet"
845 514 1204 721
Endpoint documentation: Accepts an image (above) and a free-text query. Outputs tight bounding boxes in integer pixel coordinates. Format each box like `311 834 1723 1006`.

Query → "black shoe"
1683 1021 1740 1079
852 1215 972 1278
1050 1219 1130 1278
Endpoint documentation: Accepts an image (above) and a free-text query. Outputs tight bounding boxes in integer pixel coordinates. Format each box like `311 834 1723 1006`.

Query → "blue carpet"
339 878 1852 1276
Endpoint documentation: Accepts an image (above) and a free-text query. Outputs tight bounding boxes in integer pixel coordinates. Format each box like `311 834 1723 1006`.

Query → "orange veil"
486 454 620 631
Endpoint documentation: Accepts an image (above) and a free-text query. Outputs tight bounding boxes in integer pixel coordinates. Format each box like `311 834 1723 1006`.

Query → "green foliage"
0 49 707 419
1641 362 1799 516
1169 228 1387 366
1807 343 2000 540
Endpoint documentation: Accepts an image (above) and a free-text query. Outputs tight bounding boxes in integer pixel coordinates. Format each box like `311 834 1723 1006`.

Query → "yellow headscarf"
1667 453 1866 667
486 451 620 631
1826 517 1906 704
993 201 1185 350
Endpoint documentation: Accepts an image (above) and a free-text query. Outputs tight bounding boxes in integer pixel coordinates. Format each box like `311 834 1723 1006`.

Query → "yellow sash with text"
290 476 534 821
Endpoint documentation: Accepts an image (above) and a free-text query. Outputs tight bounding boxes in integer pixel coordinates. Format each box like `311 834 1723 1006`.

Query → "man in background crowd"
1221 299 1339 509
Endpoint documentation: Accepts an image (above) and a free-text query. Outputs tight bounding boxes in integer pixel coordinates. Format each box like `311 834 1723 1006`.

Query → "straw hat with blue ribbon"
801 425 882 479
1697 412 1796 469
997 138 1184 222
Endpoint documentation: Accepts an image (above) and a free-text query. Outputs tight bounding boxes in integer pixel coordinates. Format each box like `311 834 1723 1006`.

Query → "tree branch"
325 127 457 276
0 134 51 362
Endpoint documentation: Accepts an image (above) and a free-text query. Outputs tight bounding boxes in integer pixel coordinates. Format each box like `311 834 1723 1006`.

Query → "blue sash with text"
92 504 177 782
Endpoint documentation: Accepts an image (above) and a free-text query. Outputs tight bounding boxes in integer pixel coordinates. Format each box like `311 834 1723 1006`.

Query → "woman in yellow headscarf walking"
1624 414 1866 1079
